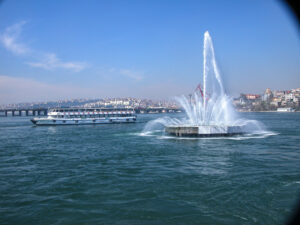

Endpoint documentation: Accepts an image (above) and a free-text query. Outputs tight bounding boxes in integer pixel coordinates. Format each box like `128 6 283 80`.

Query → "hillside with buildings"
233 88 300 111
1 88 299 112
0 98 179 111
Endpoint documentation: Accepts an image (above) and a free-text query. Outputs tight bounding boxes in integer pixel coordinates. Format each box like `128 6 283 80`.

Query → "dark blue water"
0 113 300 225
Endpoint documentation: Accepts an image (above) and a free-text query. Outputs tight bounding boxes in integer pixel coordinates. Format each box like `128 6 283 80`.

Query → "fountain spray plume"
143 31 265 137
203 31 224 107
176 31 234 126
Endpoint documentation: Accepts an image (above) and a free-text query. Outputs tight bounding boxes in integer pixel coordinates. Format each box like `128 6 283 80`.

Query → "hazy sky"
0 0 299 104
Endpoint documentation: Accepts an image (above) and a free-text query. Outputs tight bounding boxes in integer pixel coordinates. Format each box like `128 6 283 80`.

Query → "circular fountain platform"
165 125 245 137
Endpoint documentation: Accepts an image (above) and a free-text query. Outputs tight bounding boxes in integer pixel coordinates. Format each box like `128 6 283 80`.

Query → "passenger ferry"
31 108 137 125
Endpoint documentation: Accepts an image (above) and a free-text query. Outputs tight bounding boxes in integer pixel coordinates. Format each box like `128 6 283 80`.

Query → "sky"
0 0 299 104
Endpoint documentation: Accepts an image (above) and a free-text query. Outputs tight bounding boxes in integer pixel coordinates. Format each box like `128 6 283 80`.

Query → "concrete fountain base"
165 125 245 137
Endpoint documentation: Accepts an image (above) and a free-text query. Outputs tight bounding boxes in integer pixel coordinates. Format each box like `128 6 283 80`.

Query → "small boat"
31 108 137 125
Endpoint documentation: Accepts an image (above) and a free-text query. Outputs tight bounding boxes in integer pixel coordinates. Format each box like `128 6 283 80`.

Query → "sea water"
0 112 300 225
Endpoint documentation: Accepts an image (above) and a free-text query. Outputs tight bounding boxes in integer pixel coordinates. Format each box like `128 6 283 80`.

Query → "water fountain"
143 31 263 137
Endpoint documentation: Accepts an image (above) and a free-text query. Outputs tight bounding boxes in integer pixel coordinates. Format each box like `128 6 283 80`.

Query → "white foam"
137 130 277 141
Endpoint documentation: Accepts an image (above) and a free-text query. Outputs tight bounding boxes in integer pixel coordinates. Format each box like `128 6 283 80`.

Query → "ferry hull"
31 117 136 126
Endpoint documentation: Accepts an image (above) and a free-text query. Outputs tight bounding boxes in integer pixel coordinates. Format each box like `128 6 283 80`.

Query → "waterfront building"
262 88 273 102
277 107 295 112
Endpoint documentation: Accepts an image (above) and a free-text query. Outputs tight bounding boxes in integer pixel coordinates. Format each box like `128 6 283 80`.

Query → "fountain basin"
165 125 245 137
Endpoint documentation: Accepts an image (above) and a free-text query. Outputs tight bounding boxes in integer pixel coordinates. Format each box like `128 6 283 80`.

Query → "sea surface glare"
0 113 300 225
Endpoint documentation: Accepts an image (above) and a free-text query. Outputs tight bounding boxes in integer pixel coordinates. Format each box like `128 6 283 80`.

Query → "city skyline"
0 0 300 104
1 86 299 111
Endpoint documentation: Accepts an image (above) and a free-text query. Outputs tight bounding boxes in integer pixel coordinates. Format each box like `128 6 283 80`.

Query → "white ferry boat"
31 108 137 125
277 107 295 112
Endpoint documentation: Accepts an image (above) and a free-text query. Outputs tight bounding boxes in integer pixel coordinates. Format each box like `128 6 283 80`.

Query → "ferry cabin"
31 108 136 125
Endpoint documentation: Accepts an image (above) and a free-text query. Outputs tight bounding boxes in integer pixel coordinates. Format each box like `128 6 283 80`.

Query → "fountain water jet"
143 31 264 137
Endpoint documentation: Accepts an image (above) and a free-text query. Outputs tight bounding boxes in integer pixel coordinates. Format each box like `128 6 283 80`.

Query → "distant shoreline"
237 110 299 113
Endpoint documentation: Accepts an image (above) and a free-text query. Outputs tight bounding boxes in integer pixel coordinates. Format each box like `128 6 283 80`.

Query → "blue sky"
0 0 299 104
